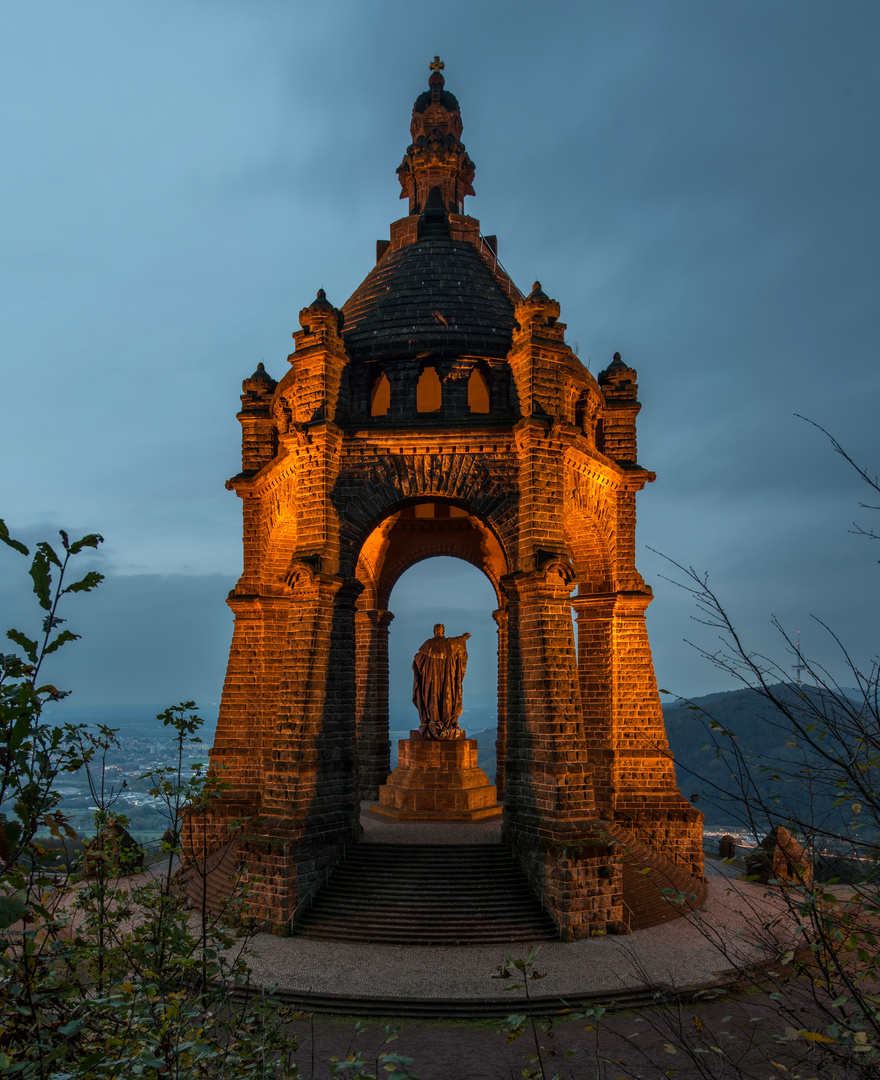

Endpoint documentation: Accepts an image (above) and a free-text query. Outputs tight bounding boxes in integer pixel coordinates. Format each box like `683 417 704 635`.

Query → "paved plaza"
238 813 774 1016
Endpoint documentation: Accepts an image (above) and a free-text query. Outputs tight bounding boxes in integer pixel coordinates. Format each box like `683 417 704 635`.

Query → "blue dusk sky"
1 1 878 720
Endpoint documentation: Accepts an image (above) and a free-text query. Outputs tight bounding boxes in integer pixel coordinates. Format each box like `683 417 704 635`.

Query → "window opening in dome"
468 368 490 414
370 372 391 416
416 365 442 413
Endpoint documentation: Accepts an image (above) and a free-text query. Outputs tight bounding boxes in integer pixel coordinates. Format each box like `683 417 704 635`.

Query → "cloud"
0 543 232 708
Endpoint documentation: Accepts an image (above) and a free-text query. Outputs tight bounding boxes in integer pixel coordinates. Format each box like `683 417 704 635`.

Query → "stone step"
326 876 527 893
295 841 559 945
299 926 547 941
350 844 510 860
304 903 548 920
602 822 707 931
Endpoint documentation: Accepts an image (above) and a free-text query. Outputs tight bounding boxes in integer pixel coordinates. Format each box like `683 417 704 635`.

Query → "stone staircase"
603 822 708 930
181 829 707 939
294 842 560 945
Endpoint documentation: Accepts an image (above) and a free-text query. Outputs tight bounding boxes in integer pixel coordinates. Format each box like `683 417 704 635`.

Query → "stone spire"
397 57 476 216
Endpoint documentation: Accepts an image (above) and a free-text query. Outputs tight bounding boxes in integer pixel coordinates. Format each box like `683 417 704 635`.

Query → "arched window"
370 372 390 417
467 368 490 414
574 393 588 432
416 365 442 413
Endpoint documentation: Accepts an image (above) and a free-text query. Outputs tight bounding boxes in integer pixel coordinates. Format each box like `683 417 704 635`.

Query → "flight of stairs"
603 822 708 930
182 831 707 939
294 842 560 945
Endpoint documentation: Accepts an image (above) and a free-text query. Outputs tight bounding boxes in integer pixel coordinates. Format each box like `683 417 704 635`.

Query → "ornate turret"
397 57 476 215
598 352 640 465
236 362 278 477
241 362 276 403
513 281 566 344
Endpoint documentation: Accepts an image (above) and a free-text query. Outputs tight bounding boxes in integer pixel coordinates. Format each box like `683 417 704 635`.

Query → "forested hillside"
663 683 857 831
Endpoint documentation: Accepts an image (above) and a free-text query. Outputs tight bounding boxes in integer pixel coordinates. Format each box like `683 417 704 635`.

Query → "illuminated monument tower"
195 59 705 938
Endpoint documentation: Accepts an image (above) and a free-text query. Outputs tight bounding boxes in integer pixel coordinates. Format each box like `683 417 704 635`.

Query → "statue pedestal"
370 732 502 821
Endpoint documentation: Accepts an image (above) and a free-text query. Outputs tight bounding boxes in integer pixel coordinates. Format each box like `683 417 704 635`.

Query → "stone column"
436 359 470 419
572 590 703 877
189 593 290 856
241 566 361 930
354 608 394 800
571 594 616 806
502 563 594 841
492 606 508 797
387 364 417 422
501 563 625 940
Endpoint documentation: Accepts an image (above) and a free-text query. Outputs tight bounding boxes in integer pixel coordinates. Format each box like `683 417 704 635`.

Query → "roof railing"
478 234 525 304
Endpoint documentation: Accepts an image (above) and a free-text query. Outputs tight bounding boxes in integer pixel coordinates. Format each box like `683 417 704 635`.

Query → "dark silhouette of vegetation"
627 423 880 1077
489 422 879 1078
0 519 420 1079
3 413 876 1078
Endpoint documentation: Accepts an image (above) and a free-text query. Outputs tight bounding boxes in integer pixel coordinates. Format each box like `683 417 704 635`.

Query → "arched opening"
351 497 510 801
387 557 498 776
574 392 588 432
467 367 490 413
416 365 442 412
370 372 390 416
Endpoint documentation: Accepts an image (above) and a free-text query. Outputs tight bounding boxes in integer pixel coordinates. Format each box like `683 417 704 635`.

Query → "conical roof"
342 237 515 362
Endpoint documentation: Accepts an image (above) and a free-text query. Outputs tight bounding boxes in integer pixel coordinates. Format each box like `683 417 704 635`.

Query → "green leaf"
44 630 80 656
0 520 28 556
29 549 53 610
69 532 104 554
78 1052 106 1069
9 710 36 751
62 570 104 595
36 540 62 569
6 628 38 664
0 896 28 929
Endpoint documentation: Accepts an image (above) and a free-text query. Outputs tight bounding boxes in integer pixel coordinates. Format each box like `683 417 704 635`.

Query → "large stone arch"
563 505 613 594
332 450 519 580
351 496 511 799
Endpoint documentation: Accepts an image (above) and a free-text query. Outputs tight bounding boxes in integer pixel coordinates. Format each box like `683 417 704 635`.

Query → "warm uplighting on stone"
188 59 705 940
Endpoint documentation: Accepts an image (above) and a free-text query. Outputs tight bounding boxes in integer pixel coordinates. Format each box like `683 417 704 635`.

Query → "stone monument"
187 58 706 939
372 624 501 821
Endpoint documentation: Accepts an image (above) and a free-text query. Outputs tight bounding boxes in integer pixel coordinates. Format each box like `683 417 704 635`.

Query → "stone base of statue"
370 731 502 821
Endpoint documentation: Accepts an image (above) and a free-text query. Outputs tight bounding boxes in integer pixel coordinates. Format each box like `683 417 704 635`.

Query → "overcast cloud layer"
1 1 878 712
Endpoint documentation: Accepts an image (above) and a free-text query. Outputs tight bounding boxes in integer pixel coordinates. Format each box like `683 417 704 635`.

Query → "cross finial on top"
429 56 444 73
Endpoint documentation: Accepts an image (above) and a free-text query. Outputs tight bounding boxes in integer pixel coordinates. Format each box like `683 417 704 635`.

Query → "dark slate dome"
413 86 460 113
342 237 516 362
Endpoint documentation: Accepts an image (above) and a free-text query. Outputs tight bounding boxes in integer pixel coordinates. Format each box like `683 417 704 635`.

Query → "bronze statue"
412 623 471 739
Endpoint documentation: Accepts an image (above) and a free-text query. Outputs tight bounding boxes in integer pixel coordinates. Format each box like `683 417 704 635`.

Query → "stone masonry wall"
199 257 705 934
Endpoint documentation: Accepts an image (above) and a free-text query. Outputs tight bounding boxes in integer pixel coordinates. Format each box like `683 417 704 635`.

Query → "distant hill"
663 683 858 830
43 692 857 833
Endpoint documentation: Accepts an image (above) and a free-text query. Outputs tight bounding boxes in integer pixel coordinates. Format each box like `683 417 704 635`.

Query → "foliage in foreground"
0 523 318 1078
607 424 880 1079
493 424 880 1079
3 414 877 1079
